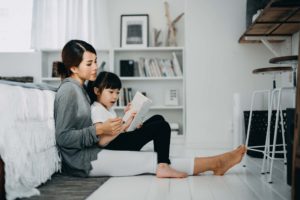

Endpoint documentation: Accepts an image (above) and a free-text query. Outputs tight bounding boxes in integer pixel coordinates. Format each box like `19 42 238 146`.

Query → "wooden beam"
292 33 300 200
0 156 5 200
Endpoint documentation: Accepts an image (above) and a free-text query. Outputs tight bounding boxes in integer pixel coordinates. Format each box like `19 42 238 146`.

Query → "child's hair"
87 71 122 103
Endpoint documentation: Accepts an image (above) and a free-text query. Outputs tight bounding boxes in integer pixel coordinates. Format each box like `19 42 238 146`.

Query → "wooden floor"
87 154 291 200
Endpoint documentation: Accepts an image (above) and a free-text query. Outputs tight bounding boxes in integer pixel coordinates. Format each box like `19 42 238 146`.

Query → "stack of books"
119 52 183 78
170 123 180 136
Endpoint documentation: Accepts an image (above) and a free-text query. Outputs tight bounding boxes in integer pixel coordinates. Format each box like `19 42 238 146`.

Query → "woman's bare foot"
213 145 247 176
156 163 188 178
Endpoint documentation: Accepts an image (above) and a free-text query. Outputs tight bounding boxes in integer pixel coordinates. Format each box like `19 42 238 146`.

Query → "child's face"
98 88 120 109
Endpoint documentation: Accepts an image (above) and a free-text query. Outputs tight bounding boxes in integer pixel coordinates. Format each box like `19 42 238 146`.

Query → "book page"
122 91 152 132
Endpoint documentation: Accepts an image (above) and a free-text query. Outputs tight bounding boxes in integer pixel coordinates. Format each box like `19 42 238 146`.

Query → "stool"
269 56 298 87
244 66 292 176
264 56 298 183
264 86 295 183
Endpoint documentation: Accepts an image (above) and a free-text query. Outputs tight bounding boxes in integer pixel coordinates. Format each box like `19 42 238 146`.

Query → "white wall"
0 52 41 82
107 0 185 48
184 0 296 150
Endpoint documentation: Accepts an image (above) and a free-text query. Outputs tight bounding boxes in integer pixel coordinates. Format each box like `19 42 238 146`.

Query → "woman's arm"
54 84 100 149
95 119 123 147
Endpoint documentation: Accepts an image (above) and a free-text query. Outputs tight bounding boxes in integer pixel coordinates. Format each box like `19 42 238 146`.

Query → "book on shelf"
122 91 152 132
133 61 140 77
120 53 182 78
52 62 60 77
163 59 175 77
170 122 181 136
138 57 146 77
117 87 134 106
127 87 133 103
172 52 182 76
120 60 134 77
99 61 106 71
123 87 128 105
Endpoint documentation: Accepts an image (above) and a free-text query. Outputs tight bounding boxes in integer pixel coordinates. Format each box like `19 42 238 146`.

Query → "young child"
89 71 135 147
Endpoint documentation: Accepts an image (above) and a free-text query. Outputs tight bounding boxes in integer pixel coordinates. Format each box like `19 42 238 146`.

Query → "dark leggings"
104 115 171 164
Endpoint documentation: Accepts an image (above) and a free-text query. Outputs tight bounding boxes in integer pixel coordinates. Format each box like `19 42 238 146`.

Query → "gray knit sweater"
54 78 101 177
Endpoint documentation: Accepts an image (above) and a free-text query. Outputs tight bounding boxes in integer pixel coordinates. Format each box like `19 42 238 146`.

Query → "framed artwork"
120 14 149 48
165 89 179 106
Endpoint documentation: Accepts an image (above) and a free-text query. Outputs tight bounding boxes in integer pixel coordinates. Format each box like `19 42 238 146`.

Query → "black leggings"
104 115 171 164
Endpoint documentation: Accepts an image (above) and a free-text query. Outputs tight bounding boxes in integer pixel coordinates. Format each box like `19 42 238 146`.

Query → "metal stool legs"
244 87 292 183
265 87 295 183
244 89 271 167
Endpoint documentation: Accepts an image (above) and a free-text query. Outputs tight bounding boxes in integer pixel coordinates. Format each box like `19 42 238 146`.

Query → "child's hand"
124 103 132 113
122 111 136 132
136 123 143 129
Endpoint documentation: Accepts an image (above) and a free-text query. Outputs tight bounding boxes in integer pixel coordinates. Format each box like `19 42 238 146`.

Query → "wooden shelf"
120 77 183 81
114 106 183 110
239 0 300 43
114 47 184 52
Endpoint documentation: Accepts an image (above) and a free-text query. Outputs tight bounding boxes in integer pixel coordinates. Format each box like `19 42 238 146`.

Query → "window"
0 0 33 52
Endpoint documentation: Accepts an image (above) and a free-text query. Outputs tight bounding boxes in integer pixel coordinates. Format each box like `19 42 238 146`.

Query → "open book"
122 91 152 132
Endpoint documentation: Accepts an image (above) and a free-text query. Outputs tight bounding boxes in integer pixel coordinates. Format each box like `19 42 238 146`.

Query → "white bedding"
0 83 61 200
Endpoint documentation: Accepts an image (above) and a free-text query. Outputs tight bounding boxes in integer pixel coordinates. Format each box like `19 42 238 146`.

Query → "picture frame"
120 14 149 48
165 89 179 106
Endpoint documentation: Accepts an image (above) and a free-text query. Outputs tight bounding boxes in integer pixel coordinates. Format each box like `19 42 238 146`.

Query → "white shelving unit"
40 49 61 87
39 47 186 143
40 49 111 87
113 47 186 141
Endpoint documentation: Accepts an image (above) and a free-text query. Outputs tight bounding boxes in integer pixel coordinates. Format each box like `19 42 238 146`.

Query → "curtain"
31 0 111 50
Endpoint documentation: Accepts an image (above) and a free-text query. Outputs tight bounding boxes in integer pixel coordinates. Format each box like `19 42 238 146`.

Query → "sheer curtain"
31 0 111 50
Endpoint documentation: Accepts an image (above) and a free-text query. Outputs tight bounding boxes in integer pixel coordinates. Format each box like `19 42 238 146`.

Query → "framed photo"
120 14 149 48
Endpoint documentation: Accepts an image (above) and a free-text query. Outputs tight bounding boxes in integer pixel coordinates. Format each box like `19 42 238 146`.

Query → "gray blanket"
21 173 109 200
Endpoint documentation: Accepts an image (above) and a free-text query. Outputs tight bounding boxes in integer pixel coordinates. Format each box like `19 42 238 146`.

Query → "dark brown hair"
54 40 97 79
87 71 122 104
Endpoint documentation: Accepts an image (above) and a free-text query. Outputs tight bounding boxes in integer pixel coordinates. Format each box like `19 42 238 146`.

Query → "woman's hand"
95 117 123 136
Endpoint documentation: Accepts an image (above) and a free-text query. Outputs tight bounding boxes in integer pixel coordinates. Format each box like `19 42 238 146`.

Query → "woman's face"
71 51 98 85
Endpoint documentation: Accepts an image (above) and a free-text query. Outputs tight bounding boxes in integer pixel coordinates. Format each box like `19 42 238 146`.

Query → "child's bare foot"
156 163 188 178
213 145 246 176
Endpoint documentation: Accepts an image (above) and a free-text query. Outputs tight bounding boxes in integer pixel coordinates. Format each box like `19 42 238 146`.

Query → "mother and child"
54 39 246 178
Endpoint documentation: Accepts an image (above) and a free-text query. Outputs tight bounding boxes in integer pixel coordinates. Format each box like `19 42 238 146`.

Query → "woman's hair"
86 71 122 104
54 39 97 79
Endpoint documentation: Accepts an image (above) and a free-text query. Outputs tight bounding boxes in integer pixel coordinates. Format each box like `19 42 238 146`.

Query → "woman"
54 39 246 178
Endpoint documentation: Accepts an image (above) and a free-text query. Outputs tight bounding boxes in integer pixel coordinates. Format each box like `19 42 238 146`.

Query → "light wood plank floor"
87 154 291 200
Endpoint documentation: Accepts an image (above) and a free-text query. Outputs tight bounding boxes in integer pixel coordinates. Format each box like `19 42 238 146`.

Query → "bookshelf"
113 47 185 139
39 47 186 140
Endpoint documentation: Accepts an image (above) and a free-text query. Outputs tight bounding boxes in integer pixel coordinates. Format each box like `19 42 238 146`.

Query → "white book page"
122 91 152 132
